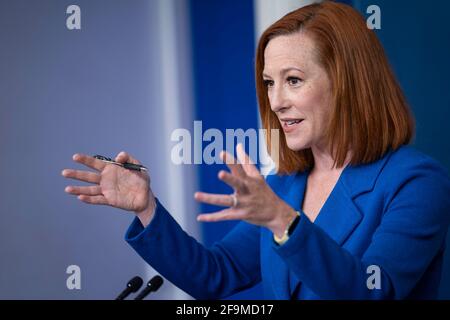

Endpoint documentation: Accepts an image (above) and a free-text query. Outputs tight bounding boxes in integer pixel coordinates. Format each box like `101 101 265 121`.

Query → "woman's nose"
269 86 290 113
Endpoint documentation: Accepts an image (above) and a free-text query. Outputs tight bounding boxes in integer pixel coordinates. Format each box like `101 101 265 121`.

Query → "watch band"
273 211 301 245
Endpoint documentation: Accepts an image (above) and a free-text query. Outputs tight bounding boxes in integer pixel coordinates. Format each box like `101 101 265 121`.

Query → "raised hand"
62 152 156 225
194 144 297 238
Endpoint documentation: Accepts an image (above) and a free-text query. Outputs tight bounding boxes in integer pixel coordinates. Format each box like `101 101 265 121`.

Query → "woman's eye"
263 79 274 88
287 77 302 86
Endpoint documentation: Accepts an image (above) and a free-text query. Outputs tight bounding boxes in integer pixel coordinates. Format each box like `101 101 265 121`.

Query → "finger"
61 169 100 184
65 185 102 196
73 154 106 171
220 150 246 178
194 191 235 207
115 151 141 165
78 195 108 206
236 143 260 177
197 208 240 222
218 170 246 192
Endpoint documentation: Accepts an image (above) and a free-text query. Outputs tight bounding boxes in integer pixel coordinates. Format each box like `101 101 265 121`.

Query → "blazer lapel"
294 149 393 246
313 178 363 245
277 167 364 246
314 150 393 244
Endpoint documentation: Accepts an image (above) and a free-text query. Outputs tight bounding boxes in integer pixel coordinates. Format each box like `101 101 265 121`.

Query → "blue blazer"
125 146 450 299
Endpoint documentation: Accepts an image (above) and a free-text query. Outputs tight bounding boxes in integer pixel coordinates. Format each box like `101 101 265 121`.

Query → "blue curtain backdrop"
188 0 261 299
189 0 450 299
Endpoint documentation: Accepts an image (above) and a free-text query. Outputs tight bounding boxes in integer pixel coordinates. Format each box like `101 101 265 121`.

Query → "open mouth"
280 118 304 132
284 119 302 126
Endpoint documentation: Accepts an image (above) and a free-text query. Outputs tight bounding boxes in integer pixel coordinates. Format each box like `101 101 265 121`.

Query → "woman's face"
263 32 332 152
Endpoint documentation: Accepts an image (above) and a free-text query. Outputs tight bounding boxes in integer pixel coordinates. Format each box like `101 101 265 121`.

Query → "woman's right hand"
62 151 156 227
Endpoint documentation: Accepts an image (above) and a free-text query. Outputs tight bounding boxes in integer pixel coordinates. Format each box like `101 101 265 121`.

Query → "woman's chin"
285 138 310 152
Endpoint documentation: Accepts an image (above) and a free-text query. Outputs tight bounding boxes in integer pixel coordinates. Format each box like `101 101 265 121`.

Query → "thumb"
115 151 141 165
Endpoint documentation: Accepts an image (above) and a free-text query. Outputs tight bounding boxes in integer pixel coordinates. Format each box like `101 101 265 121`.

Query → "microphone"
134 275 164 300
115 276 143 300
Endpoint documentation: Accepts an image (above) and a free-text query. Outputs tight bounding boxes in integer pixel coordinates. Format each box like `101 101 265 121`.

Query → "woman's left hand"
195 144 297 238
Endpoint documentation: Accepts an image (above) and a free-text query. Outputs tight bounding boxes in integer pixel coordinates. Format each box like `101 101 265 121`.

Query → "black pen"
93 155 148 172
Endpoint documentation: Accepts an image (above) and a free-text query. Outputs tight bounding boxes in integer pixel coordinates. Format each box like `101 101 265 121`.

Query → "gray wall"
0 0 194 299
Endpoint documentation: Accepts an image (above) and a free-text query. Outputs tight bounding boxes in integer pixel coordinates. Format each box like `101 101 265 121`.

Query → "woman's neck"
310 145 351 176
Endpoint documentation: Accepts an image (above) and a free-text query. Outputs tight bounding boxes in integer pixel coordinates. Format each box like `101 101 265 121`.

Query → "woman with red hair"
63 1 450 299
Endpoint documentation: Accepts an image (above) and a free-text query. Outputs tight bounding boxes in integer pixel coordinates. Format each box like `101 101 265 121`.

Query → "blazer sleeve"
125 198 261 299
274 159 450 299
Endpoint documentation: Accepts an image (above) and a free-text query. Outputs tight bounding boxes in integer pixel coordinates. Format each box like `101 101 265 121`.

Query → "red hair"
255 1 415 174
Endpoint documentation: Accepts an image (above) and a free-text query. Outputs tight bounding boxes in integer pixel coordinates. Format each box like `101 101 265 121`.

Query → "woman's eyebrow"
281 67 304 74
263 67 305 78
